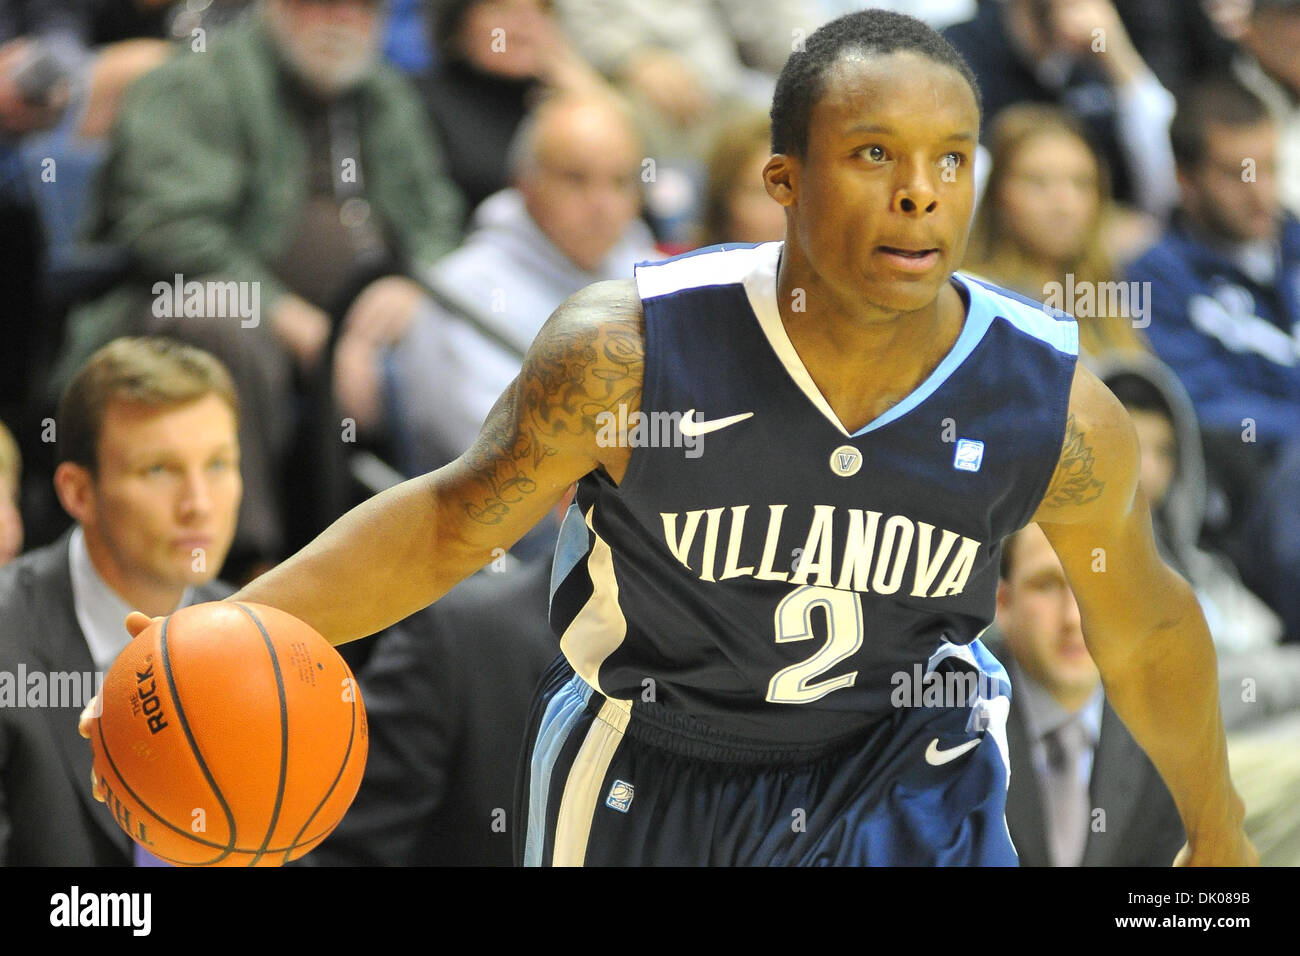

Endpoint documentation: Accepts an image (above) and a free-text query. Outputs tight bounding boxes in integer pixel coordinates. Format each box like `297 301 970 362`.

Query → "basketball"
88 601 368 866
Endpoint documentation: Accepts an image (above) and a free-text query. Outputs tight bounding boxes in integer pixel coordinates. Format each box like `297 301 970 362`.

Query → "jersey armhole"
610 294 664 493
1010 350 1079 532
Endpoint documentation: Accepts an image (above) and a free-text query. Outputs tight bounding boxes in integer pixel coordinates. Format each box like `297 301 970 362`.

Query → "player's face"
76 395 242 594
773 51 979 317
997 524 1100 704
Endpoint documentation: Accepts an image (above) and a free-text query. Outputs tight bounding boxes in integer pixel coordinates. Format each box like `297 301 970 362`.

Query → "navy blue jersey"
550 241 1077 745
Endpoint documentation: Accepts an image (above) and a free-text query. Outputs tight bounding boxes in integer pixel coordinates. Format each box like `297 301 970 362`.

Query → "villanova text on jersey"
550 241 1079 745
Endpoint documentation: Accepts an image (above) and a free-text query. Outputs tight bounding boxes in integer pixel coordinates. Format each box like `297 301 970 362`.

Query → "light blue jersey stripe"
523 674 595 866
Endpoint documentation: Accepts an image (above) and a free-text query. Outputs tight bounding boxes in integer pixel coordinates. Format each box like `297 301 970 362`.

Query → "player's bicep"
1034 364 1186 664
430 280 644 548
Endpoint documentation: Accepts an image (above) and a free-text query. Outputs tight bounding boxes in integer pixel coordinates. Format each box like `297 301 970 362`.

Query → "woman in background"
962 103 1155 360
696 110 786 248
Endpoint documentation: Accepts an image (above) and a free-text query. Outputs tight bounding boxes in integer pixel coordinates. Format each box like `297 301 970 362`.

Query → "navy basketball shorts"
514 653 1019 866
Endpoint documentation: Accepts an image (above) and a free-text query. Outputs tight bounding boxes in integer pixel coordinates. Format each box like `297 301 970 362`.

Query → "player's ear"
764 154 797 206
53 461 95 526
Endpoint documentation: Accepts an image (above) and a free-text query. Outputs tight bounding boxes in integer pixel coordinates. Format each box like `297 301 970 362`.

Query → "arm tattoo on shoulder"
1042 413 1106 509
462 304 644 526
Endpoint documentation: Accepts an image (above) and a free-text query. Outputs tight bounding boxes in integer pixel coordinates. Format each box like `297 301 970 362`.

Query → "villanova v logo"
830 445 863 477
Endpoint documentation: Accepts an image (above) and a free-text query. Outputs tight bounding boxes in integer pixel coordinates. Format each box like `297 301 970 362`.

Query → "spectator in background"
1097 358 1289 650
52 0 464 572
0 418 21 565
944 0 1179 218
988 523 1185 867
552 0 817 240
1231 0 1300 217
0 1 169 421
388 91 657 481
302 503 565 866
553 0 816 159
1126 74 1300 632
0 337 239 865
419 0 607 224
1136 75 1300 447
962 104 1150 359
816 0 975 32
696 110 785 249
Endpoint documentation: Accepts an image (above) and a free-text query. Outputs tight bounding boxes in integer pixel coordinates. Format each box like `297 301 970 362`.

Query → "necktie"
1044 718 1089 867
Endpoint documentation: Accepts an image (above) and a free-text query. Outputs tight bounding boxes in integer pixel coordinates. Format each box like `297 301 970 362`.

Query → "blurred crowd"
1 0 1298 866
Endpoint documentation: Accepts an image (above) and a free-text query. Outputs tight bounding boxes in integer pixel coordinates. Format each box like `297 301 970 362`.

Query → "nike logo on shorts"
924 737 981 766
679 409 754 437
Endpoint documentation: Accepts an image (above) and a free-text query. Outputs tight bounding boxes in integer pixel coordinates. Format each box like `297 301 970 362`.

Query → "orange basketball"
89 601 368 866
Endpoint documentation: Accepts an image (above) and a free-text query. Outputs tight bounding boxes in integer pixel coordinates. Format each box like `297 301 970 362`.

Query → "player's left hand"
78 612 164 802
1172 832 1259 867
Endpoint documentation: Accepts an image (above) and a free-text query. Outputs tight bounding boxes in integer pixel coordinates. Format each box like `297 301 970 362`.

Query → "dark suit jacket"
996 653 1186 867
0 532 230 866
303 557 558 866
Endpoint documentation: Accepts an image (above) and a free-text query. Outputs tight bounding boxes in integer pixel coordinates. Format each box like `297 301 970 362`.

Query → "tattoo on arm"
460 294 644 526
1042 413 1106 509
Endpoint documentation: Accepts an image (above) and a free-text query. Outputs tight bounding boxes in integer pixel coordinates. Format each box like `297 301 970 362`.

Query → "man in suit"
991 523 1185 866
0 337 241 865
304 554 558 866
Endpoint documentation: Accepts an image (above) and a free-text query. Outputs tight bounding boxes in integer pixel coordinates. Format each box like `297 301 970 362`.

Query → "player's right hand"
78 612 164 802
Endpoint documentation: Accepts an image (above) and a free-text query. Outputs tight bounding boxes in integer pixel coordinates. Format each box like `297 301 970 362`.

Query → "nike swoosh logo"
924 737 981 766
679 409 754 437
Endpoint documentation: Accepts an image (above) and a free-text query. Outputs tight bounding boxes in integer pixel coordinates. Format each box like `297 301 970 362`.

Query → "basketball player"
87 11 1254 865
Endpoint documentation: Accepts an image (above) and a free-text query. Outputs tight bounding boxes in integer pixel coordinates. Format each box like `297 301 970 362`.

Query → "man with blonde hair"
0 337 241 865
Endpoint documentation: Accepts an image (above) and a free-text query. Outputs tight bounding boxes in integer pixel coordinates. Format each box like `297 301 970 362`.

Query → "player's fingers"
78 695 102 738
125 611 161 638
90 767 106 803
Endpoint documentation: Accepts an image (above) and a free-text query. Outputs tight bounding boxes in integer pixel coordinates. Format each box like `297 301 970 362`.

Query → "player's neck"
775 263 967 432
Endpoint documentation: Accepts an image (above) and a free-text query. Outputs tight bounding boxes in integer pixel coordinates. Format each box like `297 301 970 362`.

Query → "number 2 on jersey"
766 585 864 704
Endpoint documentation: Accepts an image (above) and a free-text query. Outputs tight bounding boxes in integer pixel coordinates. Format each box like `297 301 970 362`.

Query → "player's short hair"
57 337 239 473
1169 74 1271 172
770 9 981 158
0 419 20 494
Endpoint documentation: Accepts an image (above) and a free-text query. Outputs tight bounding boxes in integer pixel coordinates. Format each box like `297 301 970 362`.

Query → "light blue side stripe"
523 674 595 867
549 499 590 616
